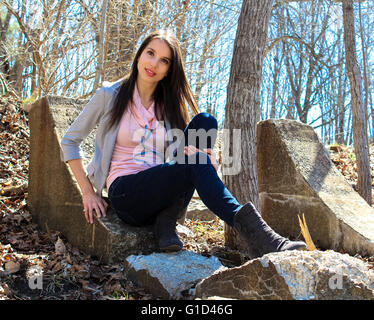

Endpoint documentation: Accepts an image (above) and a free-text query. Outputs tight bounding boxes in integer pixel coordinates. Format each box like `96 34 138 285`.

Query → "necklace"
133 105 164 166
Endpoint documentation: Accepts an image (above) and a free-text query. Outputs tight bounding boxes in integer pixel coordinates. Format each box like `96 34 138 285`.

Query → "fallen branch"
1 182 28 197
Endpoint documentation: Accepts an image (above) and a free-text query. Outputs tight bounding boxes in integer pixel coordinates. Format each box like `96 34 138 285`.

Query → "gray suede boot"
154 196 185 252
233 202 307 258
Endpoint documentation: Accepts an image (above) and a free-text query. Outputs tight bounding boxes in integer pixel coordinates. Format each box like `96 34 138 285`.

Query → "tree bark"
342 0 372 205
194 0 214 103
336 27 346 144
223 0 273 253
358 1 369 142
0 9 11 78
93 0 108 91
270 49 280 119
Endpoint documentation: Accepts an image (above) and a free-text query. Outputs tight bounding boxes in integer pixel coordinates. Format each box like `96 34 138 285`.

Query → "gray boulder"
195 250 374 300
257 119 374 256
27 96 157 263
124 250 224 299
186 196 217 221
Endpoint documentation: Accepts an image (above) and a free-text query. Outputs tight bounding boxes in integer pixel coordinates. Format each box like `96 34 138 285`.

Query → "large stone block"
257 119 374 256
27 96 157 263
186 197 217 221
195 250 374 300
124 250 224 299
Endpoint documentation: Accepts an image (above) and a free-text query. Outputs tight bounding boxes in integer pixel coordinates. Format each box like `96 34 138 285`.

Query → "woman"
61 29 306 257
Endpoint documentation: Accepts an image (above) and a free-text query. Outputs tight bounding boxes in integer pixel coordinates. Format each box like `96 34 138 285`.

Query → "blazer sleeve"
60 86 107 162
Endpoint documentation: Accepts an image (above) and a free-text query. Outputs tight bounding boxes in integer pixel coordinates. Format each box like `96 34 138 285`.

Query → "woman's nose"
149 56 158 68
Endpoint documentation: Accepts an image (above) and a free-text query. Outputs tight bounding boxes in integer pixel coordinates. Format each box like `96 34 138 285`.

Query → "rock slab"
257 119 374 256
27 96 157 263
186 196 217 221
195 250 374 300
124 250 224 299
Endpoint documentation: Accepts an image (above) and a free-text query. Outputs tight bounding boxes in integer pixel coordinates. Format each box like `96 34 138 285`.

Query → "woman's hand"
82 191 108 224
67 159 108 224
184 145 219 171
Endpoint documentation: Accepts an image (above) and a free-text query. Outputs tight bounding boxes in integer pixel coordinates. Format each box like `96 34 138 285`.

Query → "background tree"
342 0 371 204
223 0 273 253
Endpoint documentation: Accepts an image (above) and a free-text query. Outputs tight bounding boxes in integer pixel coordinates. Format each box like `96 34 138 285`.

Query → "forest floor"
0 95 374 300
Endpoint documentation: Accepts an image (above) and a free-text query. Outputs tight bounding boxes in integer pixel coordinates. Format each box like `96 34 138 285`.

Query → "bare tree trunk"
370 82 374 142
286 96 295 119
223 0 273 253
194 0 214 102
0 9 11 77
342 0 372 205
336 27 346 144
93 0 108 91
270 52 280 119
175 0 189 39
358 1 369 144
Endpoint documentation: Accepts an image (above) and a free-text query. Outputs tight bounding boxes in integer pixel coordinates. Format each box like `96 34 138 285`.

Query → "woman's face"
137 38 172 86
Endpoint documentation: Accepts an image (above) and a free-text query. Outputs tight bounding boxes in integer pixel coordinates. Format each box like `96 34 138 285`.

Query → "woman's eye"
147 50 154 56
161 59 169 64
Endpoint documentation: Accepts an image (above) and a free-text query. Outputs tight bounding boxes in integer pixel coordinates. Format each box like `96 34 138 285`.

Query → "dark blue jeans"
108 112 242 227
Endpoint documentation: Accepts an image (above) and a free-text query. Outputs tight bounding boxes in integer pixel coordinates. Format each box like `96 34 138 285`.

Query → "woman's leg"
173 112 218 211
109 111 238 222
111 111 231 251
109 151 307 256
108 112 307 256
108 150 241 227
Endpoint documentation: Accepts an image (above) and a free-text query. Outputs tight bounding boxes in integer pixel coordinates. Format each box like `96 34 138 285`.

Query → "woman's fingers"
88 205 94 224
82 194 107 224
90 204 105 223
83 201 92 224
84 206 93 224
83 207 89 224
96 200 107 218
184 146 218 170
94 205 101 220
184 145 202 156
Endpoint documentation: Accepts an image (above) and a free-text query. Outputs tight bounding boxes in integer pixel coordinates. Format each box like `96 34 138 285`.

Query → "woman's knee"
191 112 218 131
185 113 218 149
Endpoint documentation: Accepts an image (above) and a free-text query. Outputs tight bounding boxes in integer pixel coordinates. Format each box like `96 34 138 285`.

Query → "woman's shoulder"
101 78 124 96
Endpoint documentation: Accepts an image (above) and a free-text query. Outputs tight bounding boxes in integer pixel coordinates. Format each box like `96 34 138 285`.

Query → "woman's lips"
145 68 156 77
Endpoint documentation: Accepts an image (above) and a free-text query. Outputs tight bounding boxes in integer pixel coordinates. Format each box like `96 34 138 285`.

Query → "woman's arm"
67 158 108 224
61 87 109 224
60 87 106 162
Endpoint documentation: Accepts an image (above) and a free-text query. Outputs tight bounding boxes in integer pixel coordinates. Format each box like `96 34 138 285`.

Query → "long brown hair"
106 29 199 132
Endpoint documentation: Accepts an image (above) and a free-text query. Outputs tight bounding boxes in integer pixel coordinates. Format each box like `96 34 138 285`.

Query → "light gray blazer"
60 79 174 196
